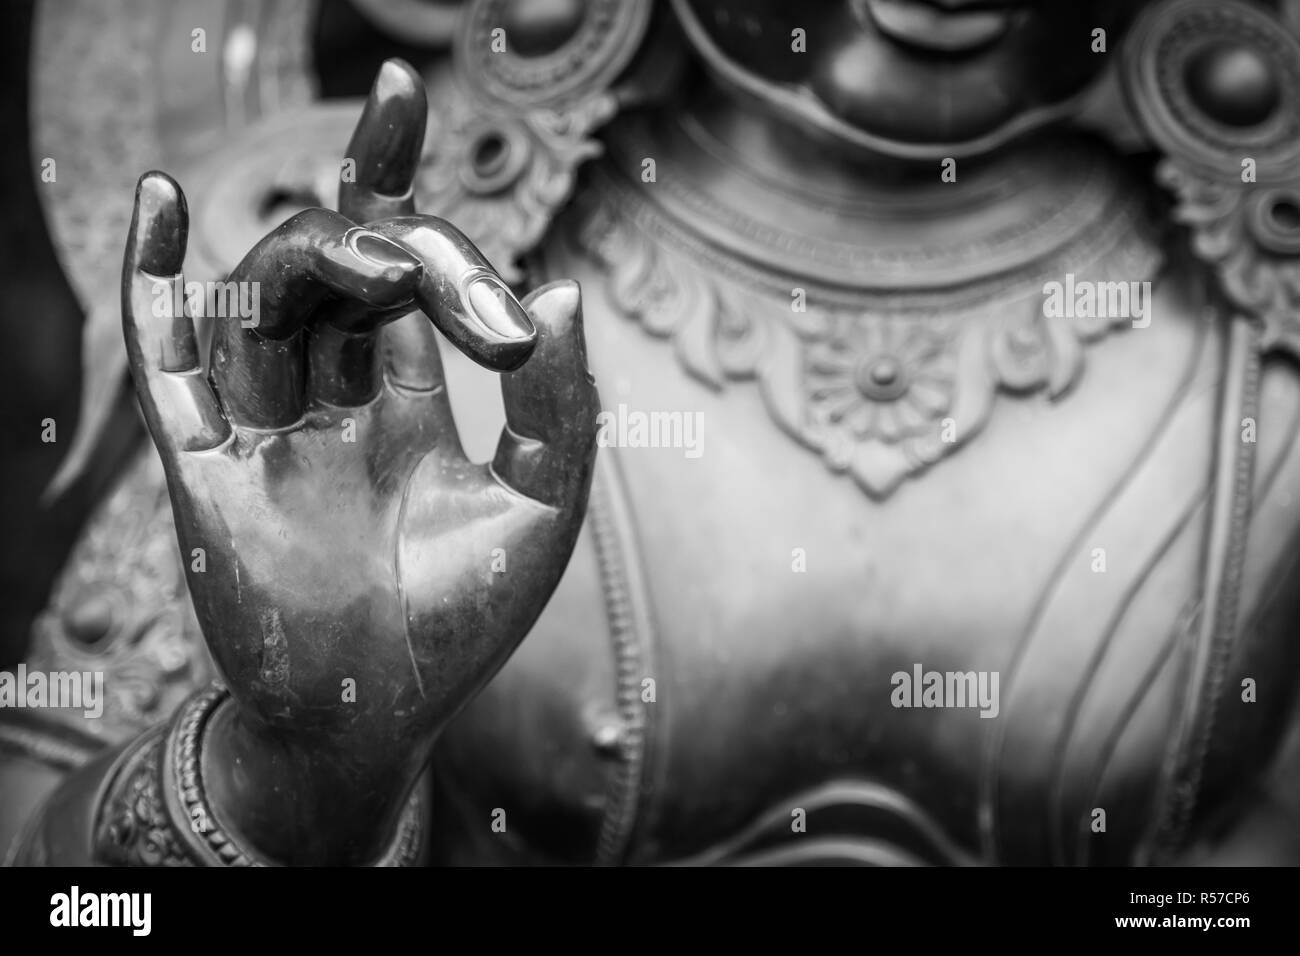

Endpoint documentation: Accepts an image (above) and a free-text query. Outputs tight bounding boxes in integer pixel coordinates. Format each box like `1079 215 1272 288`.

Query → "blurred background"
0 0 457 668
0 0 89 668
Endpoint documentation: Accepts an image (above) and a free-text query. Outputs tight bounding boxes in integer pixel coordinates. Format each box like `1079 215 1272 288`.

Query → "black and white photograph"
0 0 1295 932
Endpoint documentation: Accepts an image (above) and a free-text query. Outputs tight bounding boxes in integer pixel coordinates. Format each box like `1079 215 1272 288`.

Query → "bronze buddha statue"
5 0 1300 866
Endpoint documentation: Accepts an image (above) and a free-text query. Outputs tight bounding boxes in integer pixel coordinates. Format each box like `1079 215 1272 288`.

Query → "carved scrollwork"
417 67 617 283
573 158 1164 498
1159 164 1300 356
1123 0 1300 357
427 0 653 280
94 730 195 867
25 450 212 748
455 0 651 109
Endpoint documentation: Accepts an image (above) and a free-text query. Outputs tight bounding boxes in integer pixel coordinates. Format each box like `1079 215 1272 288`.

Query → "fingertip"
131 171 188 275
349 229 423 285
136 169 183 206
522 280 582 338
339 228 425 310
352 230 422 271
372 58 425 109
465 272 536 351
345 58 427 205
510 280 593 388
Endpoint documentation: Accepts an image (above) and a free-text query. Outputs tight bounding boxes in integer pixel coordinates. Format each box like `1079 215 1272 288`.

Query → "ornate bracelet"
94 685 426 866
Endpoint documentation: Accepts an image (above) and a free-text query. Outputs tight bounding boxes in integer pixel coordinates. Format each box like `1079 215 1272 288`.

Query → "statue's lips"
863 0 1013 53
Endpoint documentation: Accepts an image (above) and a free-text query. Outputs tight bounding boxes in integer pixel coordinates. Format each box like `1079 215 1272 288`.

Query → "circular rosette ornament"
1122 0 1300 354
1123 0 1300 183
806 314 956 445
455 0 651 109
804 313 958 497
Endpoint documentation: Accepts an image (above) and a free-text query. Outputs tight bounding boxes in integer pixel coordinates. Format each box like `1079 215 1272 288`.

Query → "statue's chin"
805 11 1079 151
674 0 1103 161
771 56 1084 163
809 45 1029 147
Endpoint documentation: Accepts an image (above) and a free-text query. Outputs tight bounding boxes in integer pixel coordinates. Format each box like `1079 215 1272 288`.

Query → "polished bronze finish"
8 0 1300 868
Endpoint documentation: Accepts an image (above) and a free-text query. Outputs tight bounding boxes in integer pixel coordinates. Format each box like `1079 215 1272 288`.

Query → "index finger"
369 215 537 372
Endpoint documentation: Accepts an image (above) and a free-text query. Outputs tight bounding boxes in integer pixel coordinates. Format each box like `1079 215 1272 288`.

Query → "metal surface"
9 0 1300 867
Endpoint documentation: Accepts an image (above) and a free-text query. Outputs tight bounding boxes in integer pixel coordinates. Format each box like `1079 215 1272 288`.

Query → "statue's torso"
429 109 1300 866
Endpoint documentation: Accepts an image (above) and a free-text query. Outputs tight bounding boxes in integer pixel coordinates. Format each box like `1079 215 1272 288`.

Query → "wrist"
92 686 427 866
197 687 428 865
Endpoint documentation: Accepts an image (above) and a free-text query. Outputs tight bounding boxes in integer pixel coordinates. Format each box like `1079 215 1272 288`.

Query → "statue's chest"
436 180 1300 866
437 231 1282 867
564 253 1222 865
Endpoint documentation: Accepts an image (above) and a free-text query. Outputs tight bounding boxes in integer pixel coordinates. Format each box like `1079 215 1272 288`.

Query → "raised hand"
121 60 599 864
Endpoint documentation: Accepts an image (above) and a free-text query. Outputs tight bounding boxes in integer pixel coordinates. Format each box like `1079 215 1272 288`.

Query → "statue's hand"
121 61 598 863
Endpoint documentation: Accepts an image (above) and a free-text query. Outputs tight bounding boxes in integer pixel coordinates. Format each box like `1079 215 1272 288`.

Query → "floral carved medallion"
571 130 1165 498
